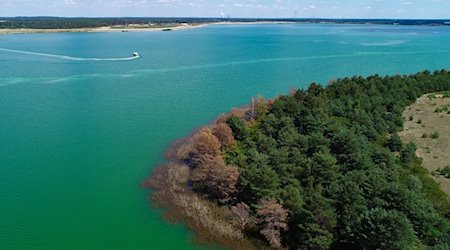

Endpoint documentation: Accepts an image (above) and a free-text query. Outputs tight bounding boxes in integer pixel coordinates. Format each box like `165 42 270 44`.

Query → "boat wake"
0 48 140 61
360 40 407 46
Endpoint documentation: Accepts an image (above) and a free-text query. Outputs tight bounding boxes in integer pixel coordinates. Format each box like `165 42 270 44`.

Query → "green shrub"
431 131 440 139
440 166 450 177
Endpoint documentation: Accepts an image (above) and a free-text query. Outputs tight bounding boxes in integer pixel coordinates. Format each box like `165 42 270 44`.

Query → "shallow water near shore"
1 24 450 249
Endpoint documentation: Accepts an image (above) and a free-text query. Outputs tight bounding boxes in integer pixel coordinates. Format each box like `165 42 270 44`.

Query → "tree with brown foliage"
256 199 289 248
192 128 221 158
215 114 228 124
213 123 236 149
191 156 239 204
174 128 222 166
231 202 250 232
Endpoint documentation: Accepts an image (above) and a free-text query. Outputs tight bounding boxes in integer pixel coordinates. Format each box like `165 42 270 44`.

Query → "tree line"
0 17 220 29
146 69 450 249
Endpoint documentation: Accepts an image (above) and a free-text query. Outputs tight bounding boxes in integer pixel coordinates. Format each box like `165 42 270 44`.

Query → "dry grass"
399 93 450 194
143 163 259 249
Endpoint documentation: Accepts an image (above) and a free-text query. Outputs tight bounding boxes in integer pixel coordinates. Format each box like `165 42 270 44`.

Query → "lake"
1 24 450 249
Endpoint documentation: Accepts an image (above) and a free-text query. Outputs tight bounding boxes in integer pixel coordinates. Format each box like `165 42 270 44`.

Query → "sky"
0 0 449 19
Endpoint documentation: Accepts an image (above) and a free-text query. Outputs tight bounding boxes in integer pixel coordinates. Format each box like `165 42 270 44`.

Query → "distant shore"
1 18 449 35
0 23 207 35
1 17 449 35
0 21 296 35
0 21 297 35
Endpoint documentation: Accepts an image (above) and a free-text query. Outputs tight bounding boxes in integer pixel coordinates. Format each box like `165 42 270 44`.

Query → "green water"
1 24 450 249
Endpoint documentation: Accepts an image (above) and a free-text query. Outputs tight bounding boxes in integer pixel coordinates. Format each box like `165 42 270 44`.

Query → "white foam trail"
0 48 140 61
0 71 143 86
360 40 406 46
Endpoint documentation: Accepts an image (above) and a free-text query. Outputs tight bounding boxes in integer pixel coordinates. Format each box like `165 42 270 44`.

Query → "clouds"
0 0 449 18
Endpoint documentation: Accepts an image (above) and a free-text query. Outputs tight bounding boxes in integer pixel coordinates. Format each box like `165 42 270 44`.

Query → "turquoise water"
1 24 450 249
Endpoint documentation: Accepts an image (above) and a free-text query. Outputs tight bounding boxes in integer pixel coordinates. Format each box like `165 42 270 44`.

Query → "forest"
146 70 450 249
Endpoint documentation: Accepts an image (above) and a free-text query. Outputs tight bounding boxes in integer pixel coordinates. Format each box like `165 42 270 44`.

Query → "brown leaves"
212 123 236 149
192 128 221 157
171 128 222 166
256 199 289 248
143 114 258 248
191 156 239 204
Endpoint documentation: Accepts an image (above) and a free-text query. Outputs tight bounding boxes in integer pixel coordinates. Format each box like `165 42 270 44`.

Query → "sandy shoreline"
0 21 293 35
0 24 206 35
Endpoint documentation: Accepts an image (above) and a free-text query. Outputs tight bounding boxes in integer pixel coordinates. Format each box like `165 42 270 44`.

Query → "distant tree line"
1 17 449 29
0 17 219 29
147 69 450 249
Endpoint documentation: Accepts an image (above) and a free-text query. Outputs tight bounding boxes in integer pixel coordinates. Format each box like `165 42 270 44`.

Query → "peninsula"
146 70 450 249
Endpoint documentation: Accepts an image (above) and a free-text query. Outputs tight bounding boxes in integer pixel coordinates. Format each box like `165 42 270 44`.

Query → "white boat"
133 52 140 57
